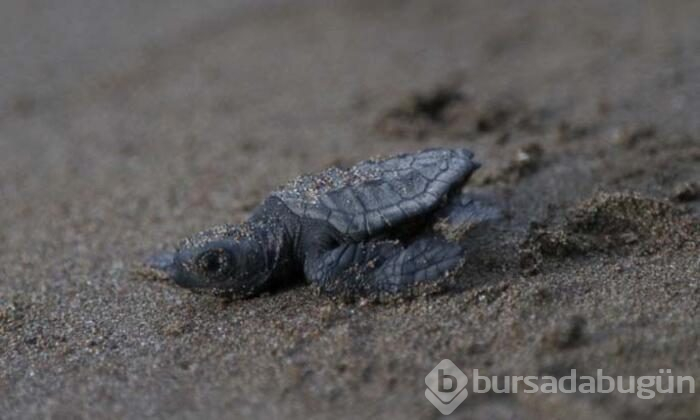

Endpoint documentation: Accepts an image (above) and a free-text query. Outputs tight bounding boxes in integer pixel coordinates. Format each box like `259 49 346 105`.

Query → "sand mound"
520 192 697 274
375 84 541 140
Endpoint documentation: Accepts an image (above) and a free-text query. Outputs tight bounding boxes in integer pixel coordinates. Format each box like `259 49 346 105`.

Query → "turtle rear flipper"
433 194 504 241
305 236 464 301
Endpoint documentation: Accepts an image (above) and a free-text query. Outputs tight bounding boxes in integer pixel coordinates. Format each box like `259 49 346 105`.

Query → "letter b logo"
438 369 458 393
425 359 469 415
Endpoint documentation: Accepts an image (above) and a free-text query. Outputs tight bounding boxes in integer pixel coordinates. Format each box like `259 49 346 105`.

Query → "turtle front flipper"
304 236 465 301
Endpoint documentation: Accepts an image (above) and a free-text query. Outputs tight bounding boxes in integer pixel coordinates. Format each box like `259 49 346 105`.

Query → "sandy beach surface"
1 1 699 418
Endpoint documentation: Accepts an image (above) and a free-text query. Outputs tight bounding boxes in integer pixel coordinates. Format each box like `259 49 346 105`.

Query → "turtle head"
152 224 277 297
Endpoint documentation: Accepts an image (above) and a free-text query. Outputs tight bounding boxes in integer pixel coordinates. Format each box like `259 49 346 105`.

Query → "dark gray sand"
1 1 700 418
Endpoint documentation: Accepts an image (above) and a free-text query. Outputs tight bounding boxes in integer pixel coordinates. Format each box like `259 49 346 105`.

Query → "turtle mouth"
145 250 219 289
168 267 227 291
144 250 180 279
171 268 201 289
169 257 222 290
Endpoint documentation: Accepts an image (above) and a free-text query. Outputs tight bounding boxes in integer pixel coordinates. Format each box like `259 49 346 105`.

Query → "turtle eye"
196 249 230 275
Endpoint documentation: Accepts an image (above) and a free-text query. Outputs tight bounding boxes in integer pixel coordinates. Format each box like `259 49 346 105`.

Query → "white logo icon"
425 359 469 415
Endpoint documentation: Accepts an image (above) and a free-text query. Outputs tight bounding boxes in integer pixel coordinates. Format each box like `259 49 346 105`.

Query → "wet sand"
1 1 699 418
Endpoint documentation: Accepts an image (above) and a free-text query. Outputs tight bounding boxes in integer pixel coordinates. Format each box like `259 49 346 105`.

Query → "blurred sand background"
1 1 699 418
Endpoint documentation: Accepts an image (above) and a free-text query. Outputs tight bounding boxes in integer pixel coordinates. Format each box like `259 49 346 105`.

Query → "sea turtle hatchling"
147 148 499 300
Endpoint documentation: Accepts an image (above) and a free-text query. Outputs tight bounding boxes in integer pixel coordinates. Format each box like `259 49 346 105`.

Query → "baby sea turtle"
148 148 498 300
